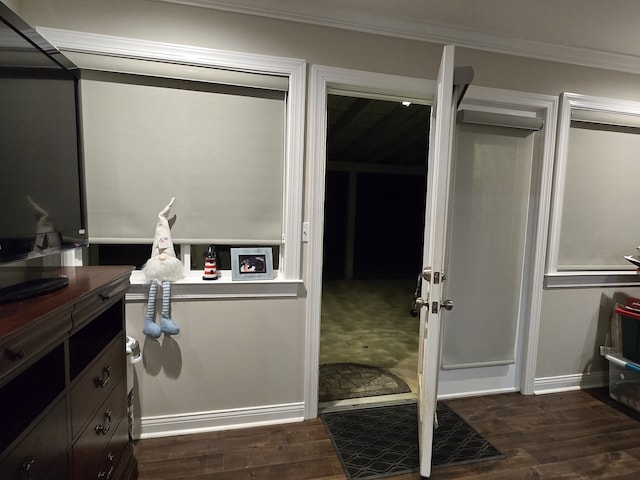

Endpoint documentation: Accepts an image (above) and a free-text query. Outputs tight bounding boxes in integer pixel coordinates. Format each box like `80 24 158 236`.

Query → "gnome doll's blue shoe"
143 317 161 338
160 315 180 335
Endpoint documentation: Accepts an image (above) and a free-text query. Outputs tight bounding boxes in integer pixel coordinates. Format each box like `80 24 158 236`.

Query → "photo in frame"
230 247 274 281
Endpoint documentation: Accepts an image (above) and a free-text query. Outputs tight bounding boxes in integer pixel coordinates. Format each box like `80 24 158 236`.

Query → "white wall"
18 0 640 434
125 297 306 437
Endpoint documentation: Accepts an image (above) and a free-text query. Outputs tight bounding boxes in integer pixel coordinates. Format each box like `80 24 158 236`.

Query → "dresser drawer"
0 398 68 480
0 306 72 385
73 376 126 461
70 339 125 438
72 278 129 330
74 413 129 480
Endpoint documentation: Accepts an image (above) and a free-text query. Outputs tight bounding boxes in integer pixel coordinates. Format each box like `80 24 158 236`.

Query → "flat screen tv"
0 3 88 302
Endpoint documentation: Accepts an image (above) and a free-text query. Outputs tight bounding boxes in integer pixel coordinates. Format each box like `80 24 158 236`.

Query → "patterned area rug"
319 363 411 402
321 402 503 479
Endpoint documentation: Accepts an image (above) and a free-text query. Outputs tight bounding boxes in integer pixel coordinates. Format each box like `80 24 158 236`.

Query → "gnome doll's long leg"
160 280 180 335
143 280 161 338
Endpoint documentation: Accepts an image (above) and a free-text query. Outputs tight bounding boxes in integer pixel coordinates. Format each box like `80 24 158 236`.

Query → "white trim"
36 27 306 281
546 271 640 289
136 402 304 439
438 387 517 401
304 65 435 420
446 87 557 397
154 0 640 75
126 275 302 301
534 372 607 395
548 92 640 281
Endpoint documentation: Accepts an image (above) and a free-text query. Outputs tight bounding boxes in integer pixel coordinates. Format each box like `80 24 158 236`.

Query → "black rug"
321 402 503 480
319 363 412 402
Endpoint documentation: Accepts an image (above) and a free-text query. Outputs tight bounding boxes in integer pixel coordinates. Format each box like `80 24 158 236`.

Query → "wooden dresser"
0 266 137 480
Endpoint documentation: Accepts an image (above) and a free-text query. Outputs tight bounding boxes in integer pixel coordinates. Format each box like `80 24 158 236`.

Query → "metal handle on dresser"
97 452 115 479
21 457 35 480
93 366 111 388
5 347 25 362
99 293 111 301
95 410 112 435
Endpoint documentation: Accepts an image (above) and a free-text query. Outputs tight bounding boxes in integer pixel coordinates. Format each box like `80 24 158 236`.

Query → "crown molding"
153 0 640 75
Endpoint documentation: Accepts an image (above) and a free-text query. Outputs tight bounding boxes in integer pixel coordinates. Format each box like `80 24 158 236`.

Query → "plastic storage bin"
606 354 640 412
614 303 640 363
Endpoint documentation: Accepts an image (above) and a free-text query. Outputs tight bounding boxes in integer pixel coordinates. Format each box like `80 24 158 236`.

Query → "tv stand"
0 276 69 305
0 266 137 479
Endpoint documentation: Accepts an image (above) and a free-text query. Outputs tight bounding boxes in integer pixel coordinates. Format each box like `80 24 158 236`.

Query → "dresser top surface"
0 266 133 341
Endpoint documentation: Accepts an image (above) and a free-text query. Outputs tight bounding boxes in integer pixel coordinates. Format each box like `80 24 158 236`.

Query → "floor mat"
319 363 411 402
321 402 503 479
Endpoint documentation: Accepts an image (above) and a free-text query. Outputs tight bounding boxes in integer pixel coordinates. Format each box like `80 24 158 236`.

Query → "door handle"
442 299 454 311
410 297 429 317
421 267 432 282
410 274 427 317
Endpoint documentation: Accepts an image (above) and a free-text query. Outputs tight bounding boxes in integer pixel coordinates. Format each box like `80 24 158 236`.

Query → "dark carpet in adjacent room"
318 363 412 402
321 401 503 480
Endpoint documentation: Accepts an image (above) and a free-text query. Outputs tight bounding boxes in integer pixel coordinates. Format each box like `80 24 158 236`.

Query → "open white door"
417 44 457 478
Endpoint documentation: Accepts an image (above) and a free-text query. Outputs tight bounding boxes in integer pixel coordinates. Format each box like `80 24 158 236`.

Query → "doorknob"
421 267 445 284
421 267 432 282
410 297 429 317
442 299 454 311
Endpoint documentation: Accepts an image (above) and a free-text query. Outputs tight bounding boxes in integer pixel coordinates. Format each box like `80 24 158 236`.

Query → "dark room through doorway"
319 93 431 405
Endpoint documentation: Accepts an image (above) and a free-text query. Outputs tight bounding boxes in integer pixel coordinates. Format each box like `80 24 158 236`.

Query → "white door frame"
304 66 557 419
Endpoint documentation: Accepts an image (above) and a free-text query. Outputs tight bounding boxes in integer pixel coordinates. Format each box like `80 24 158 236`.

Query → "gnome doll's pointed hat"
142 197 183 283
150 197 178 259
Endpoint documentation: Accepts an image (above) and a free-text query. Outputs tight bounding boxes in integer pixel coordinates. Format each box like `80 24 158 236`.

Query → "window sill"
125 270 304 301
545 270 640 288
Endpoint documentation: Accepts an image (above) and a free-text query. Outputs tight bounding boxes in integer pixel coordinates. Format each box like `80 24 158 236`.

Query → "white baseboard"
136 402 305 439
134 372 608 439
534 371 607 395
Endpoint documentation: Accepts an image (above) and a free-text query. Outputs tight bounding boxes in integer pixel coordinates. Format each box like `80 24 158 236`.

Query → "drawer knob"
93 366 112 388
97 452 115 479
5 347 25 362
95 410 112 435
21 457 35 479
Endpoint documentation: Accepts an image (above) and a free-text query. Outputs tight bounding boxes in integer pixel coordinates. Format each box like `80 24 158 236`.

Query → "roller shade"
457 109 543 131
558 123 640 269
571 108 640 130
80 73 286 244
64 51 289 91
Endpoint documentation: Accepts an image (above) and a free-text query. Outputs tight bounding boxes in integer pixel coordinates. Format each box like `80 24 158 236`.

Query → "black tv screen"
0 4 88 264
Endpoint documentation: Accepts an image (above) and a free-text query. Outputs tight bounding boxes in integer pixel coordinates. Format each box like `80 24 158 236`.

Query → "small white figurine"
141 197 184 338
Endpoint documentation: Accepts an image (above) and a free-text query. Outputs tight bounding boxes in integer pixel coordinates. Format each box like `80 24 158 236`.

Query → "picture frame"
230 247 274 281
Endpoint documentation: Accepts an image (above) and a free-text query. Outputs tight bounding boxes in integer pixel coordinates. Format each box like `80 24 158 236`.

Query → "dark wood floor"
134 388 640 479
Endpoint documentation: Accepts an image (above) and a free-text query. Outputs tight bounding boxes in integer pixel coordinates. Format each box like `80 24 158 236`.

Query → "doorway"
318 93 431 406
305 66 554 420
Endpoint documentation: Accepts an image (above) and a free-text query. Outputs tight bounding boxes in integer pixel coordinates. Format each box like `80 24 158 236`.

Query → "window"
41 29 305 282
548 92 640 280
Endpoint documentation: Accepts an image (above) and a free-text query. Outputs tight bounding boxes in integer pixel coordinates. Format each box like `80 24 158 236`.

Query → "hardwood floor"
134 388 640 480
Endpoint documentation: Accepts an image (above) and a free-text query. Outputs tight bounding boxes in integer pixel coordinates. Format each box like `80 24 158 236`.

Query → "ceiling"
327 95 430 168
160 0 640 74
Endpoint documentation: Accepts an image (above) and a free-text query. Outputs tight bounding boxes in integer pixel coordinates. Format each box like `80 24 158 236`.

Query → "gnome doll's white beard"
142 197 183 338
143 253 183 282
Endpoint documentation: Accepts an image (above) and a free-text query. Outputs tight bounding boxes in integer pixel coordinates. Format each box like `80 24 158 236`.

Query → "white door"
417 44 457 478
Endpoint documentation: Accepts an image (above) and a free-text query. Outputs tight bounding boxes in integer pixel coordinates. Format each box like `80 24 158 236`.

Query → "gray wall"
17 0 640 433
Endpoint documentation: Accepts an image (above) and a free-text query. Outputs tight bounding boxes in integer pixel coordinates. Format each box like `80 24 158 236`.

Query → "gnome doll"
141 197 184 338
